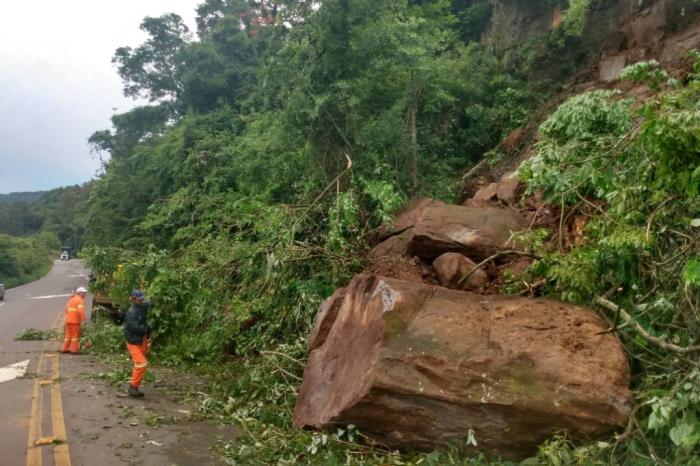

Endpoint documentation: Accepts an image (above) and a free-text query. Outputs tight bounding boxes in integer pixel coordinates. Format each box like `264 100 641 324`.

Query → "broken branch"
457 250 541 287
594 296 700 354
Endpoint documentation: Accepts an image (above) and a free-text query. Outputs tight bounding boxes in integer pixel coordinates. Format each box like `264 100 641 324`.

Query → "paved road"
0 259 89 466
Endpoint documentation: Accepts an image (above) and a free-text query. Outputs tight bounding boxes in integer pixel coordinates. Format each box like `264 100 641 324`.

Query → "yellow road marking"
26 310 72 466
51 354 71 466
25 342 46 466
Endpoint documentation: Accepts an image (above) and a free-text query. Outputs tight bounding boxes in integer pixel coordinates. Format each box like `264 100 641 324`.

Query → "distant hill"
0 191 47 204
0 183 91 246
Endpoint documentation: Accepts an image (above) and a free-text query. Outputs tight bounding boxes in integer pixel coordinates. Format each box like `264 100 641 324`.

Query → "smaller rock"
599 54 626 82
368 230 412 259
500 127 526 153
433 253 489 291
385 198 442 236
471 183 499 202
496 173 523 205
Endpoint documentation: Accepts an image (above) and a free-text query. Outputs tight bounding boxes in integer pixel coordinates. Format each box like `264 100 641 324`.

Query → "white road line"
0 359 30 383
30 294 73 300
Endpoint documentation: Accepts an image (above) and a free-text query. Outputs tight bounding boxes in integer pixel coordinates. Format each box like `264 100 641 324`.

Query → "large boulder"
379 198 528 261
294 274 632 459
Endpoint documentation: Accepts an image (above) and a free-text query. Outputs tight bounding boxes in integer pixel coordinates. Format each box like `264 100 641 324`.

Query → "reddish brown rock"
471 174 523 206
432 253 489 291
500 127 526 153
368 229 413 259
409 203 526 259
380 198 527 261
495 173 524 205
386 198 444 235
472 183 499 202
295 274 632 459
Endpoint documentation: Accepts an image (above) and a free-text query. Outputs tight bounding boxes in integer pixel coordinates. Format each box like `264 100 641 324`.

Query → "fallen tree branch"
644 195 680 242
517 278 546 296
457 250 541 287
594 296 700 354
260 352 303 381
461 158 488 182
259 350 306 367
288 152 353 243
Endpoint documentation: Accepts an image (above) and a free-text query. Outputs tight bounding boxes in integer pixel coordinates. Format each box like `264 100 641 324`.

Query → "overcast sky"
0 0 201 194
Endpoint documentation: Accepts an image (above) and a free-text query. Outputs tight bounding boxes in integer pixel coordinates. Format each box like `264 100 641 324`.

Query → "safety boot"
128 385 144 398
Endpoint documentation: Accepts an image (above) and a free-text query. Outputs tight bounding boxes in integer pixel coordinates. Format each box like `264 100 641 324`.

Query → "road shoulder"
59 352 235 466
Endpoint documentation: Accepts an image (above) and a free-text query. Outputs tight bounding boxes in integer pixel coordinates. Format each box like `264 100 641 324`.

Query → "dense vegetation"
85 0 533 357
0 231 61 288
517 58 700 464
0 184 91 287
81 0 699 464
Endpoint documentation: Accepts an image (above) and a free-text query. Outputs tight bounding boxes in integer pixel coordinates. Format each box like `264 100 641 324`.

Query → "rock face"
294 274 632 459
381 198 527 260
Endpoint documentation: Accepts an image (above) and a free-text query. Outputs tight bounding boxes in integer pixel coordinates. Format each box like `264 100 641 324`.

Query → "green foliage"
620 60 672 91
684 257 700 288
518 58 700 464
76 1 572 464
15 328 58 341
0 184 91 249
0 231 60 288
561 0 592 39
83 315 125 354
539 90 632 143
647 368 700 457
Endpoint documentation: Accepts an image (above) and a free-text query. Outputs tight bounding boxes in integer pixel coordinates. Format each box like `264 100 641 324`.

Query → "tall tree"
113 14 191 102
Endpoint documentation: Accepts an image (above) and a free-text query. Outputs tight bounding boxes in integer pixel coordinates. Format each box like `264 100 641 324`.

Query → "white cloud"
0 0 201 193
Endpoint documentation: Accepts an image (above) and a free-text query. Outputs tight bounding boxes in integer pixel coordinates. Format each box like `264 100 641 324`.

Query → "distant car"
60 252 69 260
0 283 5 300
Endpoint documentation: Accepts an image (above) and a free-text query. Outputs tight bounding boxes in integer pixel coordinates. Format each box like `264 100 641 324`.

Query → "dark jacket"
124 302 150 344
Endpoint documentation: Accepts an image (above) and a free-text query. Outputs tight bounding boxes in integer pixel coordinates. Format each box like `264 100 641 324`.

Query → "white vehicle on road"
60 252 70 260
0 282 5 300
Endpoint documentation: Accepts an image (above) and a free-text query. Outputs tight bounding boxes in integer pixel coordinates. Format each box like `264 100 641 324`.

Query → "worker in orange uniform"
124 289 151 397
60 286 87 354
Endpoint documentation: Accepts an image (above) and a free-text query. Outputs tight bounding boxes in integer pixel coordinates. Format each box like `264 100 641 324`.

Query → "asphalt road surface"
0 259 89 466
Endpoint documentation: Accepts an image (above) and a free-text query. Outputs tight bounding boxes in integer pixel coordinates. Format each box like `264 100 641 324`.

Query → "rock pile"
294 193 631 459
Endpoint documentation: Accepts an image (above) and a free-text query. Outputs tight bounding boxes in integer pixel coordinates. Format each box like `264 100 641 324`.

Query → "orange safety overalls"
127 339 149 387
61 295 85 353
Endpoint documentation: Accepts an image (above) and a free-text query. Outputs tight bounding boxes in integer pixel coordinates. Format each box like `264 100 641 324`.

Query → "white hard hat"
76 286 88 293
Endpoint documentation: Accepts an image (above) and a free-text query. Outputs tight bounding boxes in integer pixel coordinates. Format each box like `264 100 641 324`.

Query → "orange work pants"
61 323 81 353
127 340 148 388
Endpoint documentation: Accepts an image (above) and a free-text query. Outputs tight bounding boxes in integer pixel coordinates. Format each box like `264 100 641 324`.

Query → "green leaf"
683 257 700 287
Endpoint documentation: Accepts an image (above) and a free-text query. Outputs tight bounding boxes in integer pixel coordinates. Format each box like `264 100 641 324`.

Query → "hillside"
0 184 91 288
81 1 700 464
0 191 47 204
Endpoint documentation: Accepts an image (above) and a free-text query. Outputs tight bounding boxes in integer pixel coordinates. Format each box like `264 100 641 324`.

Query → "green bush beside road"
0 231 60 288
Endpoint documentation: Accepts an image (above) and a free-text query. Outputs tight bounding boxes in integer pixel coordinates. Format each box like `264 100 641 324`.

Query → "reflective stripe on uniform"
134 362 148 368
